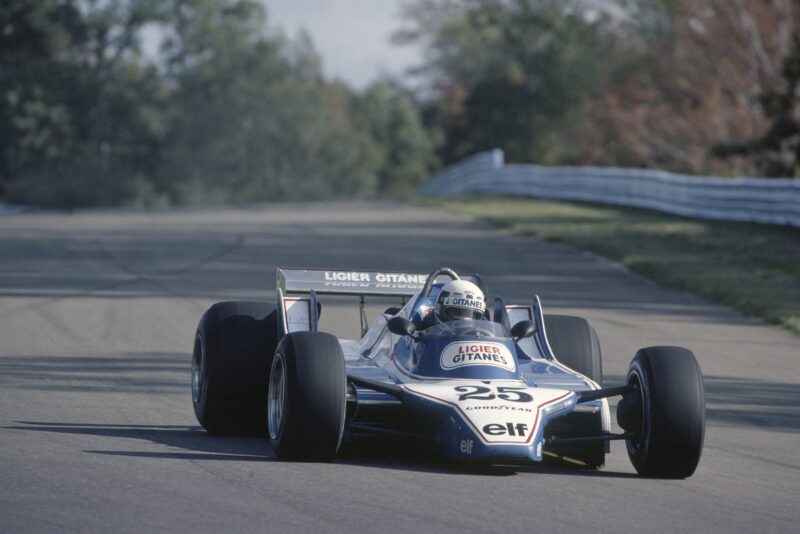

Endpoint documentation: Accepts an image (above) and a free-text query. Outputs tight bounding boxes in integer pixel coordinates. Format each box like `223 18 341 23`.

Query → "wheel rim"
268 352 287 441
626 371 645 452
191 334 204 404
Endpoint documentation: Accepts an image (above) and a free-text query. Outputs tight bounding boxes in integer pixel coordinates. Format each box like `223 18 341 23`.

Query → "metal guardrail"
419 149 800 228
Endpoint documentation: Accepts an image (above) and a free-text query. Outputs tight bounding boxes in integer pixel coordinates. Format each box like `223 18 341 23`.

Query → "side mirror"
387 316 417 337
511 320 537 340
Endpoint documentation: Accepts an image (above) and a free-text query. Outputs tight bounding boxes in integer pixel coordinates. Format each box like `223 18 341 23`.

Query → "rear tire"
624 346 705 478
192 301 277 435
544 314 602 385
268 332 346 461
542 314 604 468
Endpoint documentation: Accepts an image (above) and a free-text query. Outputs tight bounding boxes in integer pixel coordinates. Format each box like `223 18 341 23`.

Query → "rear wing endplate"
277 268 428 297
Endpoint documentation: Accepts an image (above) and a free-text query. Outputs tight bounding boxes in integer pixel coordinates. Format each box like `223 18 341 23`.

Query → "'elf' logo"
482 422 529 437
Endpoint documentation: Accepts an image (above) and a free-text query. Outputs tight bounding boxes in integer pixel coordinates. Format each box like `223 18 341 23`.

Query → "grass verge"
425 196 800 335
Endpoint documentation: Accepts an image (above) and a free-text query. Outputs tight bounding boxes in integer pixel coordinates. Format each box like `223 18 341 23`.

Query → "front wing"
400 380 578 462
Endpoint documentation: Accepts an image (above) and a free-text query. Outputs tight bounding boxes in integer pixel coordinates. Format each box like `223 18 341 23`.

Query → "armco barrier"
419 149 800 228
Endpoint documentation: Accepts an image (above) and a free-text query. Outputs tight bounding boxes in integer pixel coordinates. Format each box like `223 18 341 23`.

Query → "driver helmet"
435 279 485 322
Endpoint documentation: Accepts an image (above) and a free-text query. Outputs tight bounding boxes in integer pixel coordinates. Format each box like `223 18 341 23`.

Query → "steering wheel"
420 267 459 297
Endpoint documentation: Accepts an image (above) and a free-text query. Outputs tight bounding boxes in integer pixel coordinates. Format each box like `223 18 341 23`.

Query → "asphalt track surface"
1 201 798 533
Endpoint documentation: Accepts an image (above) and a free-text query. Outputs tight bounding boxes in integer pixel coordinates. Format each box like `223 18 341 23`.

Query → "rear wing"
276 268 428 337
277 268 428 297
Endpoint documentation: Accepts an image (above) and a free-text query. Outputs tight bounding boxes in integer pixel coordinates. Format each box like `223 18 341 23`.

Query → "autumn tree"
714 36 800 176
581 0 800 175
398 0 800 177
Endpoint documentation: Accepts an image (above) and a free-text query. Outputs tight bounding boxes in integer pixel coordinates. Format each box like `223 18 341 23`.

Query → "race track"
1 201 798 533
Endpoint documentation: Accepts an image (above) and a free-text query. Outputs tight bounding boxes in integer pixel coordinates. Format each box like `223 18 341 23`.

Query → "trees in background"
0 0 167 206
155 0 381 203
713 36 800 177
399 0 800 177
2 0 799 210
583 0 800 176
396 0 627 164
354 83 437 194
0 0 436 208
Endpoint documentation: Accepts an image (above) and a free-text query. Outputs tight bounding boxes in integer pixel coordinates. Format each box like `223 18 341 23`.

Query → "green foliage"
354 83 438 194
0 0 437 208
1 0 168 206
157 1 379 203
399 0 627 164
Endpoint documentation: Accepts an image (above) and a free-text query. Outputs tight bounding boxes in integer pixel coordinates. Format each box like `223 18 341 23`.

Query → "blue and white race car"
191 267 705 478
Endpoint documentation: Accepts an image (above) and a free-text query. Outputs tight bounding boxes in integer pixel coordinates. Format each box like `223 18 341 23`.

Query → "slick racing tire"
542 315 604 469
192 301 278 436
544 315 602 385
268 332 346 461
621 346 705 478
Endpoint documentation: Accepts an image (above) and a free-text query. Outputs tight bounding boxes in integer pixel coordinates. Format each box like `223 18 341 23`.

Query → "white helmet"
435 279 485 321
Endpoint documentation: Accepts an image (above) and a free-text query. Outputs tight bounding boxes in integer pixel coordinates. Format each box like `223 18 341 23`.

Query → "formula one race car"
191 267 705 478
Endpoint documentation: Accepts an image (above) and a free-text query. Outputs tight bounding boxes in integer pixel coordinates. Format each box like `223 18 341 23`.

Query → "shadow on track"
7 421 275 462
6 421 638 478
0 208 767 331
605 374 800 432
0 353 187 393
336 433 639 479
701 375 800 432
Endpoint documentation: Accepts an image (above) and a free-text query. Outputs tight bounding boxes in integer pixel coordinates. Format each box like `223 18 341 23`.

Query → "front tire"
192 301 277 435
268 332 346 461
622 346 705 478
